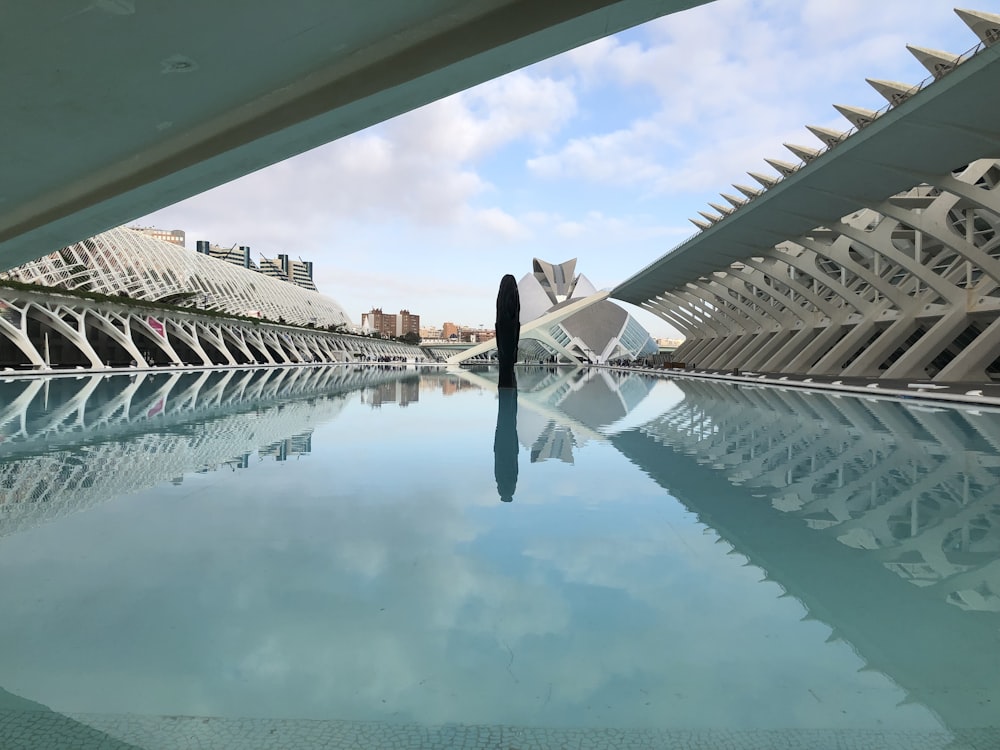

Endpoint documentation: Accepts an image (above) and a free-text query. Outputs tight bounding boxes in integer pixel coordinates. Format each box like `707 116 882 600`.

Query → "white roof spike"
806 125 848 148
833 103 879 129
867 78 916 107
698 210 723 224
764 157 798 176
784 142 821 162
748 171 779 188
708 201 734 215
721 192 747 209
907 44 961 78
733 183 762 199
689 217 711 231
956 8 1000 47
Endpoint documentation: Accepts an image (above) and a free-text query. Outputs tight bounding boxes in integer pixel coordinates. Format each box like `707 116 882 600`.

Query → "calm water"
1 365 999 749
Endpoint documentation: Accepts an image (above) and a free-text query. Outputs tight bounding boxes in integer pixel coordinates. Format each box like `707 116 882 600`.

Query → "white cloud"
528 119 673 186
529 0 976 196
140 71 576 242
472 207 529 239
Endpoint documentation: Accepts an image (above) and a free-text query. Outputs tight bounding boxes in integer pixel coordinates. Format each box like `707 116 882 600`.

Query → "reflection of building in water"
362 377 420 408
438 366 656 464
436 376 478 397
462 366 657 465
529 422 575 464
637 380 1000 613
259 432 313 462
611 379 1000 733
0 366 417 539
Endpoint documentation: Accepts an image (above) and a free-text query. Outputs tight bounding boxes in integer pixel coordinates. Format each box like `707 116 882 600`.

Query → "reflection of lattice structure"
0 366 418 538
615 13 1000 382
641 380 1000 613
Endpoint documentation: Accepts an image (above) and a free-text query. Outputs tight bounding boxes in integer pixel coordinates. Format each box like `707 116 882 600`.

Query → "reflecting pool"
1 365 999 749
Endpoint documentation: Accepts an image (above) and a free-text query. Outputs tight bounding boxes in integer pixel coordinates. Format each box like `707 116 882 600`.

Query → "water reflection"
0 367 999 746
493 389 518 502
466 365 658 466
632 380 1000 613
0 366 448 538
614 378 1000 733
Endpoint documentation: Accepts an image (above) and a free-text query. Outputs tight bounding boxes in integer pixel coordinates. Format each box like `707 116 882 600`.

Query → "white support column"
27 303 104 368
166 320 213 365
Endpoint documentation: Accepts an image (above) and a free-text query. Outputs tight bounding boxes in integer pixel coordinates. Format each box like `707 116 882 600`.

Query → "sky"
135 0 993 338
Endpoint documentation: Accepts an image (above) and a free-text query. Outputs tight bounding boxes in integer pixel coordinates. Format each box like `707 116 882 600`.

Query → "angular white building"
515 258 658 364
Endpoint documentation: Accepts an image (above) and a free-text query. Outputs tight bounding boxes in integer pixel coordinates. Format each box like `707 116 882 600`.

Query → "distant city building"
442 322 459 340
363 308 420 337
133 227 185 246
656 337 685 348
362 308 396 337
420 325 443 340
258 254 317 292
195 241 254 269
190 239 317 291
398 309 420 337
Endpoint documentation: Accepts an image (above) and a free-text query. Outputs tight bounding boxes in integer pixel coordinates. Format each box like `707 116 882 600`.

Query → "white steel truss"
614 9 1000 382
0 286 421 370
2 226 352 328
664 160 1000 381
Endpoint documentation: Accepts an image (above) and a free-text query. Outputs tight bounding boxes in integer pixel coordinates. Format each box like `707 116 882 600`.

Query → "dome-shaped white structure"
3 227 353 328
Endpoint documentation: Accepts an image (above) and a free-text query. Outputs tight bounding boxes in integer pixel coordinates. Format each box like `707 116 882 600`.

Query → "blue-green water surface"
0 365 998 749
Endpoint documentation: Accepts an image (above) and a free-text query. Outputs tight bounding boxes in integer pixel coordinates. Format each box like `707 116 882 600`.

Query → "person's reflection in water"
493 389 519 502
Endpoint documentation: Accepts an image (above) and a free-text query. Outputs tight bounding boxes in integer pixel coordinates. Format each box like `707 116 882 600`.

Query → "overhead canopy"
0 0 712 270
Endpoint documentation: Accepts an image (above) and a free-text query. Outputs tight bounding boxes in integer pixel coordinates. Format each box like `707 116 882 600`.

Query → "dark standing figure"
493 389 519 502
496 274 520 390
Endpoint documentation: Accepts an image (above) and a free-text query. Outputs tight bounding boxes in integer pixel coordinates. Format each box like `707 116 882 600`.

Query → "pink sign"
147 397 164 418
147 317 165 337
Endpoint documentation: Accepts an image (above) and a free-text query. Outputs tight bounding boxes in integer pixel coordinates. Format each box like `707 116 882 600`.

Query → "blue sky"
136 0 991 337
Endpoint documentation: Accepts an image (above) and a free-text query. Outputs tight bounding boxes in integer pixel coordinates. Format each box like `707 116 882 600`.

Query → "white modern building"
0 226 424 369
612 9 1000 383
4 226 350 327
450 258 658 365
518 258 658 364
